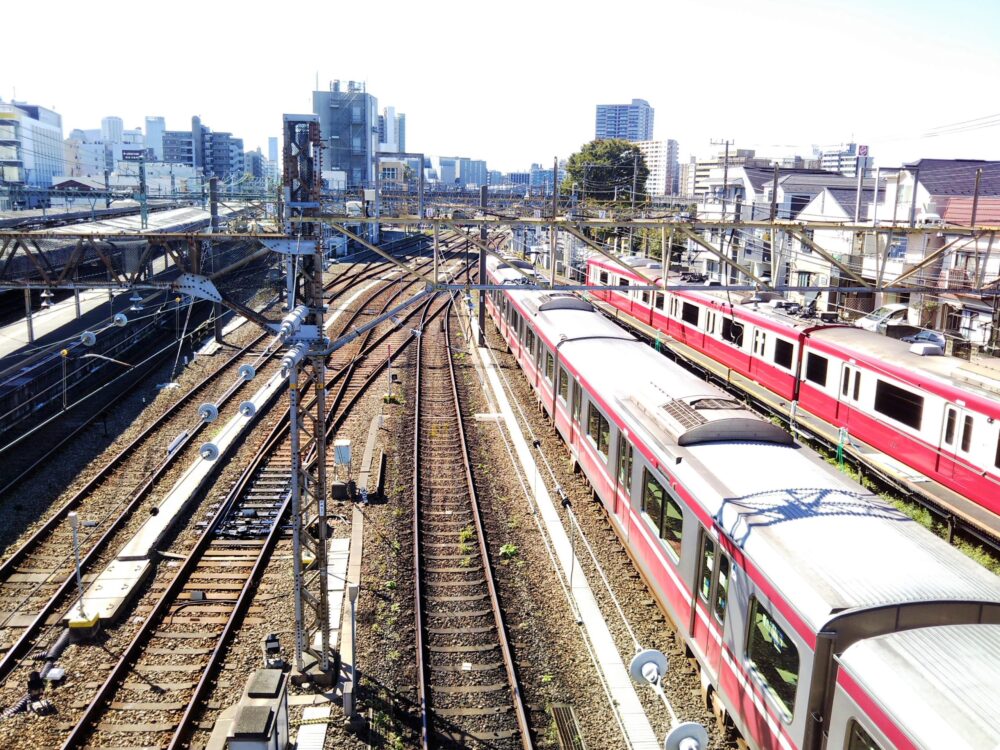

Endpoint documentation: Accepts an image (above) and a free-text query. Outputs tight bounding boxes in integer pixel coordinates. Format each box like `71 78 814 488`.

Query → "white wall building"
634 139 679 196
101 116 123 144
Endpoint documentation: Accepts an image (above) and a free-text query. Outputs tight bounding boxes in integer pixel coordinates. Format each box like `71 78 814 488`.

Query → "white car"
854 303 909 332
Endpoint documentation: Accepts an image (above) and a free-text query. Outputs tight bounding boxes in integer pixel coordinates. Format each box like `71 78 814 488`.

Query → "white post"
69 512 85 619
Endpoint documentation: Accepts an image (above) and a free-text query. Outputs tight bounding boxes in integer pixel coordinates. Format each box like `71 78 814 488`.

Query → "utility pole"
138 157 148 230
280 114 334 685
478 184 487 346
710 139 734 223
103 169 111 209
971 168 983 228
209 176 223 343
629 151 639 254
550 156 558 288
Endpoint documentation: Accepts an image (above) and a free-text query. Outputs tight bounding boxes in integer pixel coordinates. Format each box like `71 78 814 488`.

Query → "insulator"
199 442 219 461
238 364 256 382
112 312 128 327
80 331 97 347
239 401 256 418
198 403 219 422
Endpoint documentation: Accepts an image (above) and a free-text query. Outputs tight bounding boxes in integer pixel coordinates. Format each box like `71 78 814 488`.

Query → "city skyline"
6 0 1000 173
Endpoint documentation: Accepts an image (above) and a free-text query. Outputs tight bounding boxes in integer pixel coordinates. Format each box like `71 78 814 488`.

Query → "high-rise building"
101 116 123 144
595 99 654 142
634 140 680 196
313 80 379 189
245 148 265 179
146 116 165 160
0 101 64 207
378 106 407 153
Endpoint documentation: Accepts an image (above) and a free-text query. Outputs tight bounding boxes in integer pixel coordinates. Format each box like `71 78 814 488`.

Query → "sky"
6 0 1000 173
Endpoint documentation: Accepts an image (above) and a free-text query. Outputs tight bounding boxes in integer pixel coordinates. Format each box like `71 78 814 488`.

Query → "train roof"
586 256 835 333
837 624 1000 749
686 441 1000 631
809 326 1000 405
493 260 1000 634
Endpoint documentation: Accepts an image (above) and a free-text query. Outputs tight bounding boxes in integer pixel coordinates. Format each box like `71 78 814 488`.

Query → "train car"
585 255 1000 523
485 255 1000 750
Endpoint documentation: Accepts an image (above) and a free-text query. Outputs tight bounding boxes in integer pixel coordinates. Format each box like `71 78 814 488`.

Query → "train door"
614 433 633 524
691 528 727 682
837 363 862 425
569 379 582 456
939 404 974 481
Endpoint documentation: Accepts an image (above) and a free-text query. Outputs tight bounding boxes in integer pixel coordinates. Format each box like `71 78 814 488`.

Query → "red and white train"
585 255 1000 523
486 255 1000 750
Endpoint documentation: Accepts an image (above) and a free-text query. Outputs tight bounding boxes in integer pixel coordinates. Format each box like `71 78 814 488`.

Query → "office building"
162 116 244 179
101 116 123 144
312 80 379 189
595 99 654 142
0 101 64 208
146 116 165 160
818 143 874 177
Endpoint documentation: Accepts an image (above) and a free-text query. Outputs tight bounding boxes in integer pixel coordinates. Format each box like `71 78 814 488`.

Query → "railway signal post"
277 114 335 685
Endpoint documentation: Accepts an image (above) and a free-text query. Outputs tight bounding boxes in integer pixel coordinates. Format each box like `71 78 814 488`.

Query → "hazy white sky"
6 0 1000 172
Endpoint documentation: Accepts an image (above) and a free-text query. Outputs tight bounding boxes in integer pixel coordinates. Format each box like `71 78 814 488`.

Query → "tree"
563 139 649 205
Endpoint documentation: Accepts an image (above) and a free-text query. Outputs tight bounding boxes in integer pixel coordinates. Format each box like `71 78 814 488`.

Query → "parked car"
900 329 947 348
854 303 909 332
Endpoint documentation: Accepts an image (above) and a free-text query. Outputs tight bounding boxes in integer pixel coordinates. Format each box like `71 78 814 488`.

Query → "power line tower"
276 114 335 683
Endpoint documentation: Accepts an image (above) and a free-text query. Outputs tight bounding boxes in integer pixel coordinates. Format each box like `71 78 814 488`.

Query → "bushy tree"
563 139 649 204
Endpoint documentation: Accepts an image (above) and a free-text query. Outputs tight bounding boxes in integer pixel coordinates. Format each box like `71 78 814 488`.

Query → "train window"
654 293 665 310
699 536 716 601
588 404 611 458
805 353 828 386
841 368 850 397
682 302 699 326
714 554 730 622
846 720 883 750
619 277 629 287
746 597 799 722
572 381 582 423
641 290 651 305
873 380 923 430
641 469 663 538
944 408 956 445
617 435 633 493
599 270 609 284
773 339 794 369
853 372 861 401
753 329 767 357
535 340 543 371
558 367 570 402
995 433 1000 469
721 318 744 346
961 415 973 452
526 330 535 358
545 352 555 383
643 470 683 560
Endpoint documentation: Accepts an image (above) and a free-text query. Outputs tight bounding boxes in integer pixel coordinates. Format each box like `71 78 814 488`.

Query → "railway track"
57 252 473 749
413 297 532 750
0 231 433 493
0 243 450 687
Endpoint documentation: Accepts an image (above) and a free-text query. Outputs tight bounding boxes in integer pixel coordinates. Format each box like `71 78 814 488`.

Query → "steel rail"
62 274 447 749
